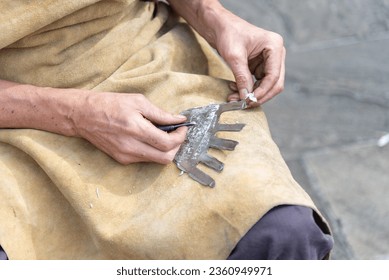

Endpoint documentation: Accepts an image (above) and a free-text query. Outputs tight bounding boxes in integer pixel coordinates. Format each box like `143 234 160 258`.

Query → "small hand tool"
157 122 196 132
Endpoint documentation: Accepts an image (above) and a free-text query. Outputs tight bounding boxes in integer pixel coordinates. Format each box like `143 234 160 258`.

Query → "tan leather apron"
0 0 330 259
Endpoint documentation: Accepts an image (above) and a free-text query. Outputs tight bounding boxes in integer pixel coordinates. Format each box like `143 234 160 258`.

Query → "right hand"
74 92 188 165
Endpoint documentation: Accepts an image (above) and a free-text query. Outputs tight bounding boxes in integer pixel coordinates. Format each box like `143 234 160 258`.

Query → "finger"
258 47 286 104
229 82 238 92
253 79 262 91
227 54 255 99
114 138 182 165
136 118 188 152
138 96 187 125
253 62 265 81
227 92 240 102
253 45 284 100
227 91 261 108
248 55 264 76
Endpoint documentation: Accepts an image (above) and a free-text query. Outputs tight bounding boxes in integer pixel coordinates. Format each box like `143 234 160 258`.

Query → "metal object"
245 92 258 104
174 101 246 187
240 88 258 108
157 121 196 132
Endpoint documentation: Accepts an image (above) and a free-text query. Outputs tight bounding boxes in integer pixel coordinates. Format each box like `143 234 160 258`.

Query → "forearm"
167 0 232 48
0 79 187 164
0 79 83 136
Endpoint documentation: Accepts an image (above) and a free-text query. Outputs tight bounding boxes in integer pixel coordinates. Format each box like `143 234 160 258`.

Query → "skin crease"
0 0 286 165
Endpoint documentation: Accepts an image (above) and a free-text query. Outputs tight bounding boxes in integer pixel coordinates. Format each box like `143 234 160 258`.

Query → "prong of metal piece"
199 153 224 172
187 166 216 188
219 100 246 112
209 136 239 151
216 123 245 132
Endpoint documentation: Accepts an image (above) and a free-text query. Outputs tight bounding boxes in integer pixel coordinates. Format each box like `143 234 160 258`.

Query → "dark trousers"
0 245 7 260
227 205 333 260
0 205 333 260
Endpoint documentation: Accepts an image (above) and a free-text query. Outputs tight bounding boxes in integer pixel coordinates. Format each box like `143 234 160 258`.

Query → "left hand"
214 12 286 106
167 0 286 106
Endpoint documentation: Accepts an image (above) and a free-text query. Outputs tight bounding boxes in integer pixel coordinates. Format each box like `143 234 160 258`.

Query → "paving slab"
285 159 355 260
221 0 389 47
263 37 389 160
220 0 389 260
263 82 389 161
302 142 389 260
286 37 389 105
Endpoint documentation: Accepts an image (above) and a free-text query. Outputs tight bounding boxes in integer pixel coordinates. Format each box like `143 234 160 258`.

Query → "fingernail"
229 82 238 91
175 114 187 120
240 88 249 98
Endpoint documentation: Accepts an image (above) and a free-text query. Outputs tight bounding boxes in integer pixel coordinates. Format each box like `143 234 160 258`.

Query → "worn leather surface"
0 0 330 259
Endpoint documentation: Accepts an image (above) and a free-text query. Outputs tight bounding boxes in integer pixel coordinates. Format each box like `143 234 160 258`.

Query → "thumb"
229 59 254 99
141 101 186 125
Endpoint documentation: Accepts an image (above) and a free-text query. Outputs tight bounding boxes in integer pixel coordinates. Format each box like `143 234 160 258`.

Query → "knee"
266 206 311 241
0 246 8 260
228 205 333 260
260 205 334 259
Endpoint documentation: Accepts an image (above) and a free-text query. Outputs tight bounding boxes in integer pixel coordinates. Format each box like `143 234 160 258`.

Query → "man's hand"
0 80 187 165
167 0 286 106
216 19 286 106
74 93 188 164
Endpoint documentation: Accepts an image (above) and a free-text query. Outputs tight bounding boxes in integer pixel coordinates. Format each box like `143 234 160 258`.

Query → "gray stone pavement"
221 0 389 260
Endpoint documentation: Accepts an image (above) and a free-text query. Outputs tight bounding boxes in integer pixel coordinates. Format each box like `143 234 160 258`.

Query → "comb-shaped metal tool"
174 100 246 187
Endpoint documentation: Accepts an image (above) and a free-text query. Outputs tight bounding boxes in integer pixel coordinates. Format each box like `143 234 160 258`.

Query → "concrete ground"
221 0 389 260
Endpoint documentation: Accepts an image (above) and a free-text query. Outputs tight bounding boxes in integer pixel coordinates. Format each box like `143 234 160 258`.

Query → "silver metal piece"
241 88 258 108
174 101 246 187
245 92 258 104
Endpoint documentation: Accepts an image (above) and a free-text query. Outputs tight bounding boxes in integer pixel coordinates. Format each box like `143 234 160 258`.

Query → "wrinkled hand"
74 93 188 164
215 14 286 106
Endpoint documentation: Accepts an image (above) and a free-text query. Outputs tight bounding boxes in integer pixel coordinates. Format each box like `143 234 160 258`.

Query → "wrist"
59 88 94 138
198 2 245 52
196 0 225 47
70 90 100 139
0 80 85 137
168 0 227 48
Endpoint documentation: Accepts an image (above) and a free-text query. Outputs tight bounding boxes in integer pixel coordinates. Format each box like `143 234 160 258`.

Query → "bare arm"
0 79 187 164
0 79 79 136
0 0 284 164
168 0 286 105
